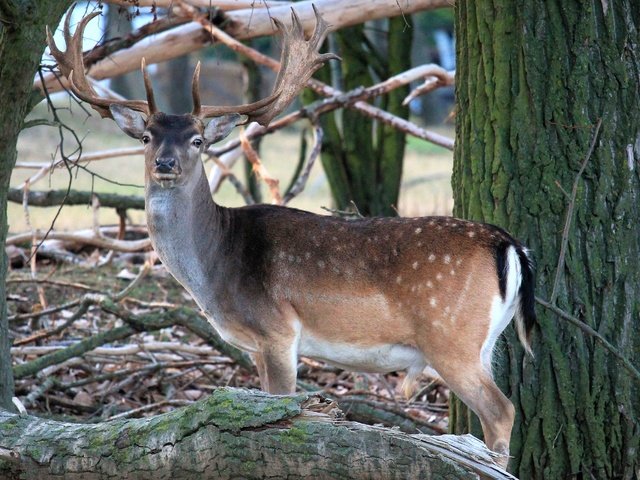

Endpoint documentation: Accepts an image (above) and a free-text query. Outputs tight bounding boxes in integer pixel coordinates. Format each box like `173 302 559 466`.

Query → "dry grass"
9 100 454 233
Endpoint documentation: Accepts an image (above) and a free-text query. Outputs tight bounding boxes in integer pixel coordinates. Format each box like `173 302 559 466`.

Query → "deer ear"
110 105 146 139
204 114 243 145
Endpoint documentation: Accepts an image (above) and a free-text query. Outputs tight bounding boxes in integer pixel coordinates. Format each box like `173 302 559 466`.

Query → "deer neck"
144 165 228 306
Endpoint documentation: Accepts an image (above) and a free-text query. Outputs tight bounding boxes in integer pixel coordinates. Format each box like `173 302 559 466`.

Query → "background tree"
451 1 640 478
307 16 412 217
104 4 137 99
0 0 73 410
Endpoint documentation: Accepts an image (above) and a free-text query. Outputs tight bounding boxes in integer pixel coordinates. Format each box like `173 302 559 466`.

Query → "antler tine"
195 8 338 125
47 7 151 119
309 5 332 50
141 58 158 115
192 61 202 117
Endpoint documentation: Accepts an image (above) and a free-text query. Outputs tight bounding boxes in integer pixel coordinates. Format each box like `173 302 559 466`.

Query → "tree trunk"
0 388 515 479
0 0 73 411
104 4 138 99
452 1 640 478
311 17 412 217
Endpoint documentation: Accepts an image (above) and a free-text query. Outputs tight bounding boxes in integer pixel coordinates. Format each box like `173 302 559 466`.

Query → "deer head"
47 5 337 190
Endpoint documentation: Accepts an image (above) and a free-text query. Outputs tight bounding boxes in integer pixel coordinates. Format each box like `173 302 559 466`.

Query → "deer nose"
155 157 176 173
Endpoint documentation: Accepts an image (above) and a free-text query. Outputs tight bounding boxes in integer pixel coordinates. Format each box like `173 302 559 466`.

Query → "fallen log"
0 388 514 479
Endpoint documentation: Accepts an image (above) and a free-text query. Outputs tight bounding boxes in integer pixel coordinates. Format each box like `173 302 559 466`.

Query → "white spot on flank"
305 252 312 259
468 230 476 238
412 261 419 270
317 260 326 269
415 227 422 234
396 275 403 284
417 241 423 247
430 297 437 307
426 280 433 288
436 273 443 281
428 254 436 262
443 254 451 264
450 269 456 276
456 258 463 266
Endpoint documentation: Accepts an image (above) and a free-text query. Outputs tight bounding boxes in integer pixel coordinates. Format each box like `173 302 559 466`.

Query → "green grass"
9 99 454 234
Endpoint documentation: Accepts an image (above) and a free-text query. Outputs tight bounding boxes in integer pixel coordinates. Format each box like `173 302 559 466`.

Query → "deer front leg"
259 340 298 395
251 352 269 392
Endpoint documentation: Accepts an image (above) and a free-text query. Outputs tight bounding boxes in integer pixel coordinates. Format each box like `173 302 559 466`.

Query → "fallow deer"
48 6 536 468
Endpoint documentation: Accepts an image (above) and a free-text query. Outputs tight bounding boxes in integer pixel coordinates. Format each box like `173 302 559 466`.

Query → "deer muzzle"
155 157 177 174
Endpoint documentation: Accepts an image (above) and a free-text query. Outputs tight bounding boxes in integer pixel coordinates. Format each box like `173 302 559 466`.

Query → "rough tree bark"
0 388 515 479
0 0 73 411
451 1 640 478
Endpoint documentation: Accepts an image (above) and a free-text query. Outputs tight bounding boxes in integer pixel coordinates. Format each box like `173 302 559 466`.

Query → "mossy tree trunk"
308 17 412 217
0 0 73 411
452 1 640 478
0 388 515 479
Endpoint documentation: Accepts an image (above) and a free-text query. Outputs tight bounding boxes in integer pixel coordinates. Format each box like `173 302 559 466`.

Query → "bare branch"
7 229 151 253
536 297 640 383
36 0 452 94
239 129 282 204
282 120 323 204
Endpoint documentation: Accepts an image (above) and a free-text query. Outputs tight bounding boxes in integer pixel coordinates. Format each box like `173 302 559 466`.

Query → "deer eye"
141 135 150 145
192 138 203 148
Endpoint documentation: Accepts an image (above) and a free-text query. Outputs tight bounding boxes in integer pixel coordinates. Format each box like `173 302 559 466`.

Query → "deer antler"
193 5 339 126
46 4 157 119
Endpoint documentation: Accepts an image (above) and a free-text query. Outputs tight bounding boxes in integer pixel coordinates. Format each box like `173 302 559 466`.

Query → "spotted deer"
48 6 536 468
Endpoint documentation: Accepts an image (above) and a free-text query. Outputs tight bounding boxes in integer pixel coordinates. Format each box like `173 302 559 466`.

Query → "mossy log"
7 189 145 211
0 388 514 479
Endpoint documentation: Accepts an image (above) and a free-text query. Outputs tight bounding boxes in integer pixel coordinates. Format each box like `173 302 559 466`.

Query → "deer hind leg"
429 357 515 468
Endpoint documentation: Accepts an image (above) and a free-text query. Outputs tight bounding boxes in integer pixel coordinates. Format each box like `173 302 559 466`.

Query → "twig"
22 181 48 315
12 301 90 346
211 158 255 205
105 399 192 421
9 298 82 323
7 278 99 292
12 342 222 357
550 118 602 304
535 297 640 383
23 377 56 408
239 128 282 204
282 119 323 204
